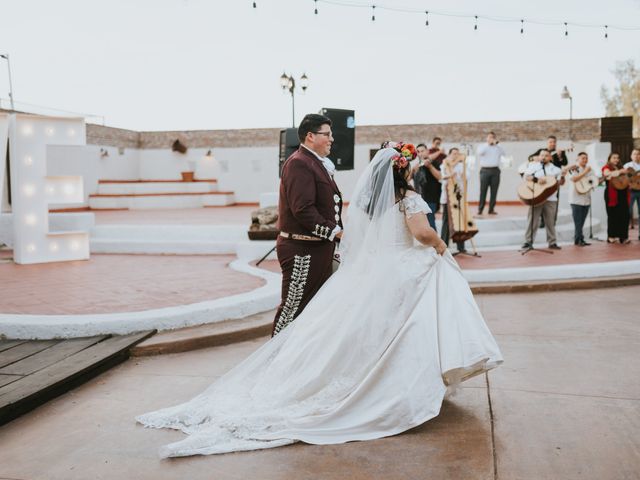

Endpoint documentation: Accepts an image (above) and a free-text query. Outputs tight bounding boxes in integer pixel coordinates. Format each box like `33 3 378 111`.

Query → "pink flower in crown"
391 153 409 170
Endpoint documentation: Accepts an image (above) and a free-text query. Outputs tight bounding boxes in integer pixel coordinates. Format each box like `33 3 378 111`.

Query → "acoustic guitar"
517 176 559 206
608 169 630 190
630 171 640 191
574 176 598 194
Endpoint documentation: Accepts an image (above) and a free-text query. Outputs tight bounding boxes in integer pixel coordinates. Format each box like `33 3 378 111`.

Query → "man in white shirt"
440 148 467 253
522 149 567 250
569 152 597 246
476 131 506 215
624 148 640 237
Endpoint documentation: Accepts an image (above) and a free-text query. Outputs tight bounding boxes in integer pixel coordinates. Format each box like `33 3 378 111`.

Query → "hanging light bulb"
520 19 524 34
425 11 429 27
474 15 478 31
604 25 608 39
371 5 375 22
314 0 318 15
564 22 568 37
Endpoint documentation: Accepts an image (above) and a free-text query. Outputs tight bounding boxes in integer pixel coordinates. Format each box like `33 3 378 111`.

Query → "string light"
303 1 640 39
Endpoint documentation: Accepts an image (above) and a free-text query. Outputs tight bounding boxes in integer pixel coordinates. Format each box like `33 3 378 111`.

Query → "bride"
136 143 503 458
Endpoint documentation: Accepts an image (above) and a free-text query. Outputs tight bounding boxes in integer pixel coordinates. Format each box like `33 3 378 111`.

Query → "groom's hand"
335 231 343 239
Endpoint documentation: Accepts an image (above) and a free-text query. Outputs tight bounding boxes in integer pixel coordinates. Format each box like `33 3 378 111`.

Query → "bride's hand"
434 239 447 256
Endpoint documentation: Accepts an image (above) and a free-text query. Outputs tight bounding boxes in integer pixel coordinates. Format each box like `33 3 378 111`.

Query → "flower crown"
382 141 417 170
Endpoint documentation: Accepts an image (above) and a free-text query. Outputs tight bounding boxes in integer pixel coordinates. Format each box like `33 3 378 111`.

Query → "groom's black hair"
298 114 332 143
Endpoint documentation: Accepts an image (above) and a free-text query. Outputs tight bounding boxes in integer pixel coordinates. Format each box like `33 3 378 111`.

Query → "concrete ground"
0 286 639 480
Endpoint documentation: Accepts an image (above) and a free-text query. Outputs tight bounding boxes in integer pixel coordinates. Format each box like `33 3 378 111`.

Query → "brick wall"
86 117 602 149
86 124 140 149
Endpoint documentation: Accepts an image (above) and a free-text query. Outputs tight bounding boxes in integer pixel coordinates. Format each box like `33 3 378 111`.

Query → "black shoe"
521 243 532 249
548 243 562 250
488 211 498 215
579 241 591 246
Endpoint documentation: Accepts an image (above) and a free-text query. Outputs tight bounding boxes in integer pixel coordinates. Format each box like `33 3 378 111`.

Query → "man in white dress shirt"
476 131 505 216
569 152 597 246
624 148 640 236
522 149 567 250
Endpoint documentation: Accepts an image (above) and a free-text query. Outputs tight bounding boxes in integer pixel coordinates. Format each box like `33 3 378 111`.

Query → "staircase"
89 179 235 210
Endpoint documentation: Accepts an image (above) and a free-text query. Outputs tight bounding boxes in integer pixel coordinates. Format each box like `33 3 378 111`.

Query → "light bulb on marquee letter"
24 214 37 226
23 184 36 197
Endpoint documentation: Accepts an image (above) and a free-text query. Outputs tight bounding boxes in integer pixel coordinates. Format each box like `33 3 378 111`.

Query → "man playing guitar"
521 149 568 250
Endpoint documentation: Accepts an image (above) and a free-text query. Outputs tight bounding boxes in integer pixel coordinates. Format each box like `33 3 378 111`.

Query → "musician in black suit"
528 135 569 168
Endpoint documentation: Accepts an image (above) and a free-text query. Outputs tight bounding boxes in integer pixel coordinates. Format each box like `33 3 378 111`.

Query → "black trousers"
570 204 590 243
606 202 630 240
478 167 500 213
272 237 335 336
441 205 466 252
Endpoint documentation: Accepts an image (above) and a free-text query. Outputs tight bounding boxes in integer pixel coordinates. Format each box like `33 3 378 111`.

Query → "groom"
272 113 343 336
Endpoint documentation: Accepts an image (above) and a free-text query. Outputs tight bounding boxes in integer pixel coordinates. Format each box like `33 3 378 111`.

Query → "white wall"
41 138 612 206
47 145 140 207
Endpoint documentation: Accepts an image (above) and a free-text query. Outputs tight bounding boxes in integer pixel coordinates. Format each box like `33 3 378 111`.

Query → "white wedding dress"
136 148 503 458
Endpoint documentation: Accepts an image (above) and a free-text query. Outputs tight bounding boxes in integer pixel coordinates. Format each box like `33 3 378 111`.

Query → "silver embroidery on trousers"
313 224 331 239
274 254 311 335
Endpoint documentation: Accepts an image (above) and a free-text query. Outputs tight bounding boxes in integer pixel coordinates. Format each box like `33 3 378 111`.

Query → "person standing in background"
623 148 640 237
413 143 443 231
568 152 597 246
476 131 505 216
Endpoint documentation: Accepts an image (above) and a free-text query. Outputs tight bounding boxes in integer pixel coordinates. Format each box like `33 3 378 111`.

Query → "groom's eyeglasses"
312 131 332 137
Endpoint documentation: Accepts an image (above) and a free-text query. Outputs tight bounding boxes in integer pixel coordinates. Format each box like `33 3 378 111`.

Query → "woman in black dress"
602 153 631 244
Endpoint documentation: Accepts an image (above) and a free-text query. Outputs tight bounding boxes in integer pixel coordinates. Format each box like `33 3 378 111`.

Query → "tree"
601 59 640 137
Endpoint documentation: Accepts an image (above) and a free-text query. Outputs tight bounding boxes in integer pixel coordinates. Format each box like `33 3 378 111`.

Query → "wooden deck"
0 331 155 426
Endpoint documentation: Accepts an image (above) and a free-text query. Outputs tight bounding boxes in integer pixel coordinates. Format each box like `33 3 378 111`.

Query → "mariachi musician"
521 149 567 250
439 148 467 253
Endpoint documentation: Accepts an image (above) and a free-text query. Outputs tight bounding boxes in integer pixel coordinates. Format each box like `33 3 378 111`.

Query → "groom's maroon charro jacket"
273 146 343 336
277 146 343 239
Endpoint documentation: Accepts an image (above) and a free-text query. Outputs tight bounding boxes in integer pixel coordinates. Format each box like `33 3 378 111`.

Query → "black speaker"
279 128 299 177
320 108 355 171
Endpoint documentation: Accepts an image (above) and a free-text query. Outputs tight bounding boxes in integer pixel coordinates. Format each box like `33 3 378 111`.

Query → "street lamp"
561 85 573 141
280 72 308 127
0 54 15 111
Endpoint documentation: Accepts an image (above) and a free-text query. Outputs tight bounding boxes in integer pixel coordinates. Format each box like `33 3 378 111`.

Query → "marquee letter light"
9 114 89 264
0 114 8 211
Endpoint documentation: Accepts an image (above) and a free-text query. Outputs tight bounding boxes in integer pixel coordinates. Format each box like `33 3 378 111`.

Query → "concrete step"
88 192 235 209
130 310 274 356
471 218 603 247
90 224 247 254
97 181 219 195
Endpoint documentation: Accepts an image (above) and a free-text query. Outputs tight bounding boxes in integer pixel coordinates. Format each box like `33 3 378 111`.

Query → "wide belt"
280 231 323 241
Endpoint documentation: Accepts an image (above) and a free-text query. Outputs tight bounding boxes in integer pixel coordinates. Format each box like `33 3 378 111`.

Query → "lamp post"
0 54 15 111
280 72 308 127
561 85 573 141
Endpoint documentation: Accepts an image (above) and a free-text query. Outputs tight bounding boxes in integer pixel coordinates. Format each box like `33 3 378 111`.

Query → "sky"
0 0 639 131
